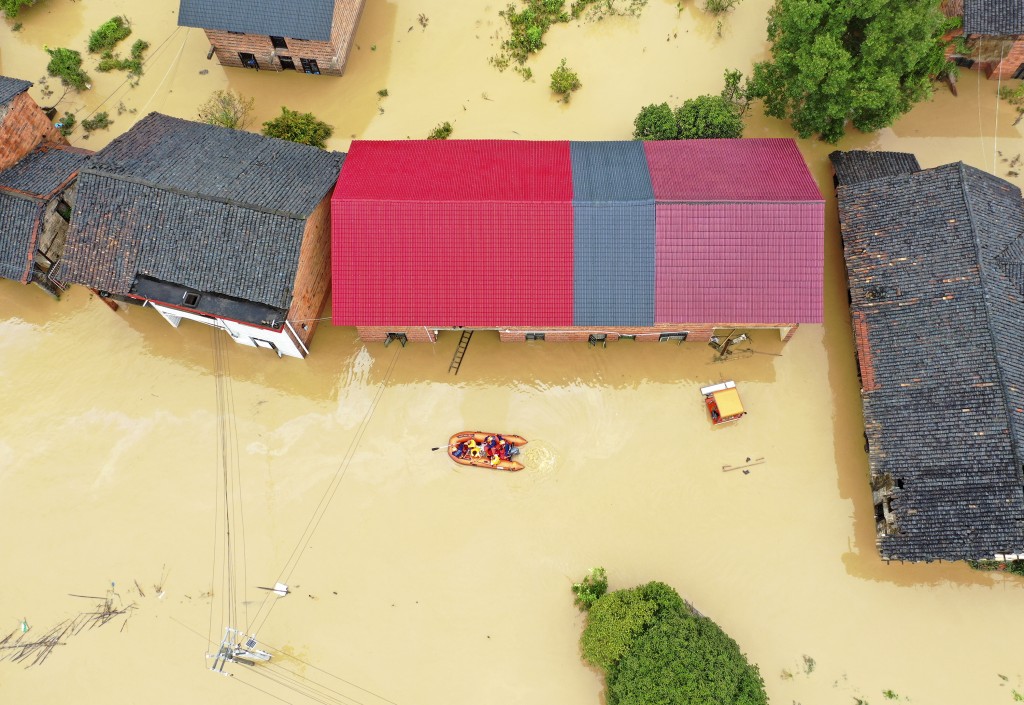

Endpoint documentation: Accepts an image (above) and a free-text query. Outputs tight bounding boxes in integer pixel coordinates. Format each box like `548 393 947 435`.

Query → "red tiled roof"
654 203 824 323
644 139 823 202
332 140 574 327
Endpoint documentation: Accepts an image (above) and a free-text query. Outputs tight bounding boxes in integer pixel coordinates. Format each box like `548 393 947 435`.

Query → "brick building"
331 139 823 345
55 113 344 358
943 0 1024 79
178 0 366 76
832 149 1024 561
0 75 88 296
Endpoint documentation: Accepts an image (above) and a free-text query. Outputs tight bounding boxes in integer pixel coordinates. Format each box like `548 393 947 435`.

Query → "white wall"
147 302 307 359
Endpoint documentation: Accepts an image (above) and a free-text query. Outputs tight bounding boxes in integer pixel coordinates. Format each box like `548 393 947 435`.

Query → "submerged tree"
1 0 39 18
632 102 678 140
261 107 333 148
749 0 955 142
197 89 255 130
675 94 744 139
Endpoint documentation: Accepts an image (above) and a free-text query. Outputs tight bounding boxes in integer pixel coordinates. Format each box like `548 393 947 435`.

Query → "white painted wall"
147 301 306 359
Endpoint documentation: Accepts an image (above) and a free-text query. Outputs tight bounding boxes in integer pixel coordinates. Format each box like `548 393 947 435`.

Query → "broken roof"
835 157 1024 560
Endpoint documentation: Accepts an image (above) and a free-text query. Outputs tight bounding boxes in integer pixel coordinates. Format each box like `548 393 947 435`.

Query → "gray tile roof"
964 0 1024 35
570 142 655 326
0 194 40 282
57 112 344 310
178 0 336 41
836 161 1024 561
829 150 921 186
0 144 88 197
0 76 31 107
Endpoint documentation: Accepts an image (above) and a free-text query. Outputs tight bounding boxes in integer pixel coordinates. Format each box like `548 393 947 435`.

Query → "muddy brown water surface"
3 0 1024 703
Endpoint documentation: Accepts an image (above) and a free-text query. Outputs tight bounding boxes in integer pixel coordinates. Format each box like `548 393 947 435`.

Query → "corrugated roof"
0 144 88 198
0 75 31 106
654 203 824 324
571 142 655 326
644 139 823 202
836 161 1024 561
829 150 921 186
963 0 1024 34
177 0 336 41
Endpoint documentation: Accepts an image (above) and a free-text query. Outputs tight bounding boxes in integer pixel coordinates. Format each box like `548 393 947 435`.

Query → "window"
588 333 607 348
55 198 72 222
238 52 259 70
278 55 295 70
300 57 320 75
658 332 688 343
618 334 636 341
270 35 288 49
227 31 244 35
385 332 408 347
182 291 201 307
525 332 545 341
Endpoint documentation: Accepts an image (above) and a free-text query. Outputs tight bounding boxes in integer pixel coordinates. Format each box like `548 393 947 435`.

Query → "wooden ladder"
449 330 473 375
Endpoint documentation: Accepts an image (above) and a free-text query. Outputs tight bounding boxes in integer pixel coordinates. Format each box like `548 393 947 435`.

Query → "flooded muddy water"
4 1 1024 704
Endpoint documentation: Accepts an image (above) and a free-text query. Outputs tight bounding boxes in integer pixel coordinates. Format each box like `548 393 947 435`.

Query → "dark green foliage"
549 58 581 102
56 112 75 137
261 107 333 148
88 16 131 53
608 610 768 705
748 0 954 143
97 39 148 77
377 88 389 97
633 102 678 140
721 68 751 115
0 0 37 19
428 121 453 139
495 0 569 66
45 47 90 90
577 577 767 705
571 567 608 610
82 112 112 132
675 94 744 139
968 559 1024 577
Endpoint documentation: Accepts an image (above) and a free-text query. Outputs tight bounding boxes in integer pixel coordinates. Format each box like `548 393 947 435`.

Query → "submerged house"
331 138 824 345
55 112 344 358
944 0 1024 79
0 75 88 294
178 0 366 76
832 149 1024 561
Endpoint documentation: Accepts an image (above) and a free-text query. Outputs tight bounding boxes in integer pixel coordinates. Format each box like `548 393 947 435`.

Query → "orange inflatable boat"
448 432 527 472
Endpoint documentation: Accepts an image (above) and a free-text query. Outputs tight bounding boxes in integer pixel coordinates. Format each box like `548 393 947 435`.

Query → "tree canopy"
749 0 954 142
633 102 679 141
261 107 333 149
675 95 744 139
575 576 767 705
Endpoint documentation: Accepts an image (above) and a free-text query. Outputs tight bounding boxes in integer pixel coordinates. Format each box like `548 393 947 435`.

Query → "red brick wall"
987 37 1024 79
203 0 365 76
354 323 799 345
286 194 333 350
945 30 1024 79
0 92 66 170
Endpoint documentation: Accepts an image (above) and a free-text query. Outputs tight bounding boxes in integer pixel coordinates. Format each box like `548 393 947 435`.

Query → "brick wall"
353 323 799 345
945 31 1024 79
987 37 1024 78
286 194 333 350
203 0 365 76
0 93 66 171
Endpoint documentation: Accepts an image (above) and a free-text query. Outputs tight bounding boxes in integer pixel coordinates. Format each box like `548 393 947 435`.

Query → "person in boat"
452 442 467 458
490 454 501 466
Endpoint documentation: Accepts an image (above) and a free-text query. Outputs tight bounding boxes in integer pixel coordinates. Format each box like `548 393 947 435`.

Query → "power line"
258 640 398 705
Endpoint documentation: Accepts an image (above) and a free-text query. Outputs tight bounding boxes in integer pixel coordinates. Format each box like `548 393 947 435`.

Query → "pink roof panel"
654 203 824 323
644 139 823 202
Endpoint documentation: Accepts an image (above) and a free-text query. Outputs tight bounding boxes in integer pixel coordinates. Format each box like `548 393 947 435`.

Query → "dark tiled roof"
570 142 655 326
829 150 921 186
836 161 1024 561
964 0 1024 35
58 113 343 310
0 76 31 106
0 144 87 197
0 195 40 282
178 0 335 41
89 113 343 217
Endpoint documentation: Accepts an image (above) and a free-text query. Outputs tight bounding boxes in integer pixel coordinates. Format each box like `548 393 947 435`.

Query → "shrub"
1 0 37 19
88 16 132 53
632 102 677 140
675 94 743 139
82 112 112 132
45 47 90 90
572 567 608 610
97 39 149 77
196 89 255 130
493 0 569 67
549 58 581 102
703 0 741 14
56 112 75 137
428 121 453 139
377 88 389 97
261 107 333 148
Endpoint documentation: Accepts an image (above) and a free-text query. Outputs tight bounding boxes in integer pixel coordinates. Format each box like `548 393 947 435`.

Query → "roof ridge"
80 168 310 220
959 162 1024 484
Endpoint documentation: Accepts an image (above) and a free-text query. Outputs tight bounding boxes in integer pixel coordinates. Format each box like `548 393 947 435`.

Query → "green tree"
1 0 38 18
550 58 581 102
675 94 744 139
572 567 608 611
607 610 768 705
632 102 677 140
749 0 954 143
581 589 658 671
197 89 255 130
45 47 90 90
261 107 333 148
88 16 131 53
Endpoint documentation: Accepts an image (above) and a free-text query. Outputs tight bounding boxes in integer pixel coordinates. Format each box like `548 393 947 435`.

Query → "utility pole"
208 627 271 674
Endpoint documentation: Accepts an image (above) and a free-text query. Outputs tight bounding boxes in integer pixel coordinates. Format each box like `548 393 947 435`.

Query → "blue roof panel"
570 141 653 202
